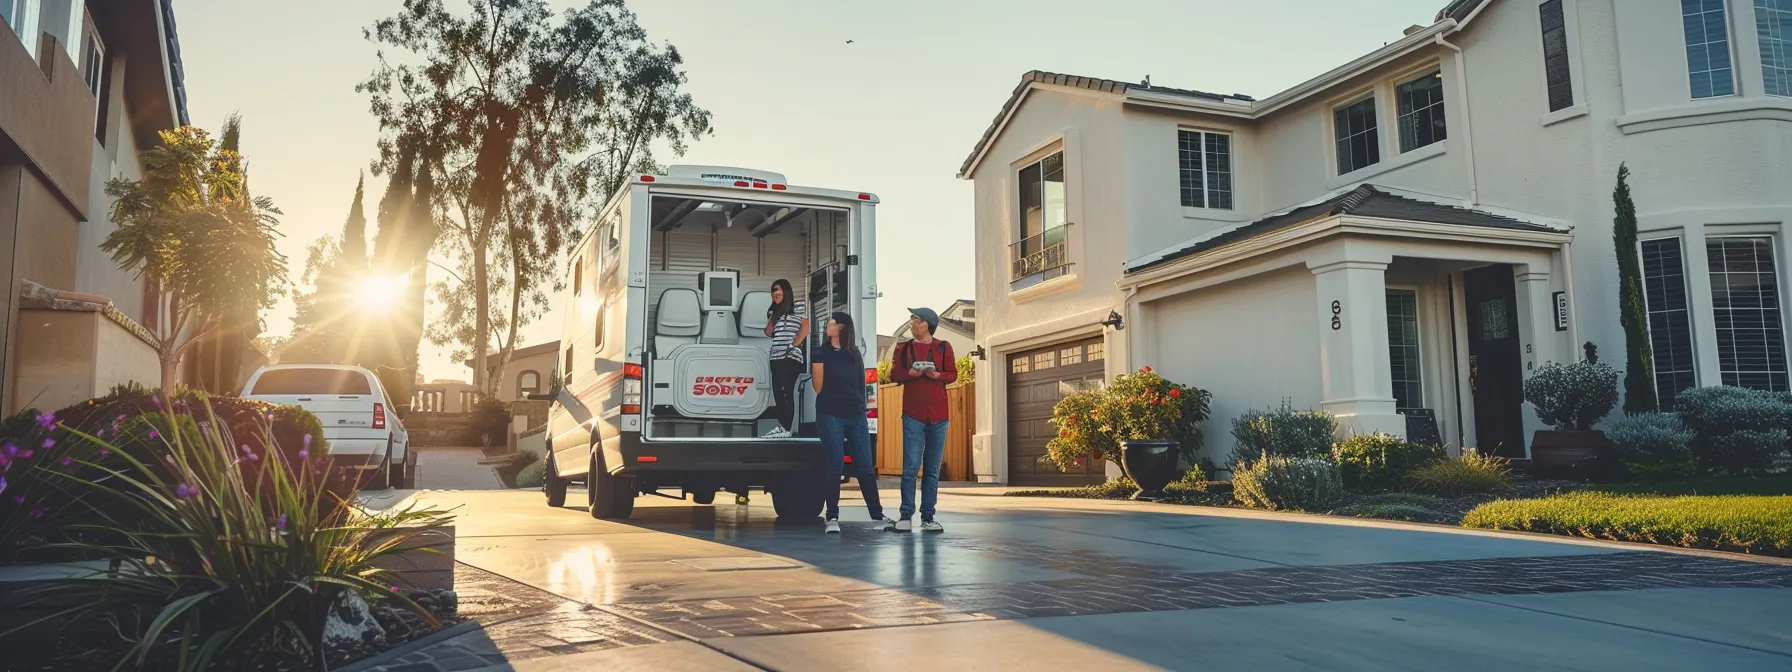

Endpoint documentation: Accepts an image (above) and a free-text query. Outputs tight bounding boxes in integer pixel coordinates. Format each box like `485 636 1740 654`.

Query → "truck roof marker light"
752 182 768 189
637 455 657 463
858 193 872 201
771 184 787 191
640 175 655 183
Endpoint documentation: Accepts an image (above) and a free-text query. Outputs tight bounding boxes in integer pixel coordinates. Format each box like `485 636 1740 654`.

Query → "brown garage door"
1007 337 1107 486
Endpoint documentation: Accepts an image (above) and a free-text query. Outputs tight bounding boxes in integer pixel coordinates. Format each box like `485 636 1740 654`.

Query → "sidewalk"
414 446 505 490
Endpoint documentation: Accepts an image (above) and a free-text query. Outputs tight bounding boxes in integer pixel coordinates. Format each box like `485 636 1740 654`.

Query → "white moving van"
538 166 879 520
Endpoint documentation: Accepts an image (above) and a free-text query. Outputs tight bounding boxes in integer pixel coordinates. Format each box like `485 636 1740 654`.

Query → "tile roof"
957 71 1252 178
1128 184 1561 273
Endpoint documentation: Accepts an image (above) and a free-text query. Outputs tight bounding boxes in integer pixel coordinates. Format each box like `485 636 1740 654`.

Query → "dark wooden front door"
1464 264 1526 459
1006 337 1107 486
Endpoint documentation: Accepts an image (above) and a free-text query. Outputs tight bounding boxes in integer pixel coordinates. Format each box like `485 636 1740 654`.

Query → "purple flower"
28 506 48 518
276 514 287 531
116 414 126 422
60 457 72 467
240 445 259 462
35 412 55 431
98 449 110 457
390 585 402 593
17 449 31 459
0 475 7 496
41 438 54 449
11 495 22 504
175 483 195 499
151 396 161 410
149 430 160 440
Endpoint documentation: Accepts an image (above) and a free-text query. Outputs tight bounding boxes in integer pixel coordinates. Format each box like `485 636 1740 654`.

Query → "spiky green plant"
4 400 451 671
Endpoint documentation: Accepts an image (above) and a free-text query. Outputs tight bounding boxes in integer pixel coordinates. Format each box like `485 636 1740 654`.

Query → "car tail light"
372 403 387 430
622 362 644 414
771 184 787 191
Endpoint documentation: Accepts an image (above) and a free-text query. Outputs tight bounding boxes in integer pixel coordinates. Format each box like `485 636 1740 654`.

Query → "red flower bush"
1042 367 1212 472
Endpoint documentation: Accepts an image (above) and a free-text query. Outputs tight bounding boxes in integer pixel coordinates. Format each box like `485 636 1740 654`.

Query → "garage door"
1007 337 1107 486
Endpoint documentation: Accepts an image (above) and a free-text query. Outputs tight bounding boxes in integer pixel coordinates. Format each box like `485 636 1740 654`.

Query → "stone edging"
330 620 481 672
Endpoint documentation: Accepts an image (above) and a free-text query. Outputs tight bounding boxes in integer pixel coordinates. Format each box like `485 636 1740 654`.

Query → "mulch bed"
1330 477 1583 525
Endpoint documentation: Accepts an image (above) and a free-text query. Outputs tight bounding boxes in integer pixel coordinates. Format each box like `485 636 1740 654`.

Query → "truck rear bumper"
608 432 823 475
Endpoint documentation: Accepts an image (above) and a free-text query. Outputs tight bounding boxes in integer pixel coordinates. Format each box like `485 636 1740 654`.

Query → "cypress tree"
1614 163 1658 414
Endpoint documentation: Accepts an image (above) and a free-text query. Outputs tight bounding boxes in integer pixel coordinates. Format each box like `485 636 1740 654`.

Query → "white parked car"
241 363 411 489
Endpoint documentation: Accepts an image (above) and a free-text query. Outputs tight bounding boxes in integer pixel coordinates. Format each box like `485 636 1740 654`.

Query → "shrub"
1674 386 1792 475
1229 401 1335 468
1331 433 1445 492
1408 452 1513 495
1523 359 1619 430
515 458 546 489
1462 492 1792 556
471 394 512 446
5 400 452 669
1232 456 1344 511
1044 367 1212 471
1608 412 1694 467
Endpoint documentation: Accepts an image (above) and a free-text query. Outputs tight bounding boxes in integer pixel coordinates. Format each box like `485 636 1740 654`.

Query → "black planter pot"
1119 440 1179 500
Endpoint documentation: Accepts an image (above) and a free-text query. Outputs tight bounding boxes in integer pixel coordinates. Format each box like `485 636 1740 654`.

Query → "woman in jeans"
810 312 891 534
762 279 808 439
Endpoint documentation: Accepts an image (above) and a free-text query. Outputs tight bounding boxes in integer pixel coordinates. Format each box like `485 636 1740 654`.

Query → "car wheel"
544 450 569 508
588 452 636 520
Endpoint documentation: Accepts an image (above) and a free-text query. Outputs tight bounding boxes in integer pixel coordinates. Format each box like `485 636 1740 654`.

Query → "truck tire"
588 452 636 520
690 489 716 506
771 473 824 522
543 450 569 507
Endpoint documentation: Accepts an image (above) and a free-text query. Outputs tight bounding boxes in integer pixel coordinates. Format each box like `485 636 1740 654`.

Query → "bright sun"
356 274 406 311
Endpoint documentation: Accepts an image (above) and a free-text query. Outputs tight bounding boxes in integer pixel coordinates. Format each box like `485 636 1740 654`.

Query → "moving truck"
538 166 879 520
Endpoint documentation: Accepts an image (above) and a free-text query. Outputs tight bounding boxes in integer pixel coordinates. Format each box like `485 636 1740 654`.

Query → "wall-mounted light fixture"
1101 310 1125 331
969 345 987 360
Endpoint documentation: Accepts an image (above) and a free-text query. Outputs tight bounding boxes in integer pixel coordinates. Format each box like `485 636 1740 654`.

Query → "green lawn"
1589 476 1792 497
1462 491 1792 557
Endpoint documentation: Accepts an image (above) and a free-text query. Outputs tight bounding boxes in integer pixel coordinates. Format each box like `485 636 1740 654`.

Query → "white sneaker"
920 519 944 533
824 519 840 534
760 427 791 439
878 516 897 531
893 518 913 532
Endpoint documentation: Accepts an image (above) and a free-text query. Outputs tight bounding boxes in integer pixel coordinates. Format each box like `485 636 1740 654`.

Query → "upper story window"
85 27 108 145
1683 0 1737 99
1177 130 1233 210
1539 0 1576 111
1395 71 1447 152
572 254 583 295
1333 97 1381 175
1758 0 1792 97
518 370 542 396
1012 150 1070 288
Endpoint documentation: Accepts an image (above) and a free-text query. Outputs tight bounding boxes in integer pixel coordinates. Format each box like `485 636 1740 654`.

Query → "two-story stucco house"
962 0 1792 485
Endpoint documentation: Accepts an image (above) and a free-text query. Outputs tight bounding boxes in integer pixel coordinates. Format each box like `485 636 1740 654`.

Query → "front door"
1463 264 1526 459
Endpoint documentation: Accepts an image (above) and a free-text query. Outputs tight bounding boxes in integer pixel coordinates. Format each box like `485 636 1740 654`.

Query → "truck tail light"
622 362 644 414
372 403 387 430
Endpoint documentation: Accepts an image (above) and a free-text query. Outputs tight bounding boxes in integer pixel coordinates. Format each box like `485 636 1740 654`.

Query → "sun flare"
356 274 406 311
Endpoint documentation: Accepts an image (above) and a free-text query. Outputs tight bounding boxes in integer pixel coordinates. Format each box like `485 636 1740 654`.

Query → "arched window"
519 370 542 396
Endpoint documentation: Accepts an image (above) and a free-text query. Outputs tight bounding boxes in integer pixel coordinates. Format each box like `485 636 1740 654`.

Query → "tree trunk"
473 245 490 395
160 348 180 398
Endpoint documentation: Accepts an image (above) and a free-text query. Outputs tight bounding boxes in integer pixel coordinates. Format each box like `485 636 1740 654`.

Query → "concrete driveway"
383 484 1792 671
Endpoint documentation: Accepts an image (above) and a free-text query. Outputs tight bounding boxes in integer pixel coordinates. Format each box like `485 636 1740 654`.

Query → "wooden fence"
874 382 975 481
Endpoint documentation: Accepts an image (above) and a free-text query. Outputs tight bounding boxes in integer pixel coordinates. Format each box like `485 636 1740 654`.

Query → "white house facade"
962 0 1792 485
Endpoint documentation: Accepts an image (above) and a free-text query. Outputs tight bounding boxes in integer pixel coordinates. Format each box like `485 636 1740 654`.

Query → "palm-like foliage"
102 119 288 394
6 402 450 670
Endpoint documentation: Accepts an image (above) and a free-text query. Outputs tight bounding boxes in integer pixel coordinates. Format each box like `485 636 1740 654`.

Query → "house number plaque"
1330 301 1342 330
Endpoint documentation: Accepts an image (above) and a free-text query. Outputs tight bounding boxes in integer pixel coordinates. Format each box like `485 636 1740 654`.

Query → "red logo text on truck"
692 376 755 396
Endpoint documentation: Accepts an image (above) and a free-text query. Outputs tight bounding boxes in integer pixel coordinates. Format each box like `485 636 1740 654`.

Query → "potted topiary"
1046 366 1211 500
1522 344 1620 478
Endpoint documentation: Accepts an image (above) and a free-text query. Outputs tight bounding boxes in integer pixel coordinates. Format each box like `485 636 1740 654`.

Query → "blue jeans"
818 413 883 520
900 416 948 520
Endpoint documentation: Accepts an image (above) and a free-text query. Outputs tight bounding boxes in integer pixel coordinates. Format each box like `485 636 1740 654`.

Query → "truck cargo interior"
644 195 858 442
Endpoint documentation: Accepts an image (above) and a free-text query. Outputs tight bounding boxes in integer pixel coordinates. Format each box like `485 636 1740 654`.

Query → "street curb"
331 620 482 672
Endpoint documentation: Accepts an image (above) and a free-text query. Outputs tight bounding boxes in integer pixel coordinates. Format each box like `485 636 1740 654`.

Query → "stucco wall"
93 310 160 399
78 51 150 320
0 11 95 218
497 349 558 402
1143 266 1323 466
1122 107 1260 260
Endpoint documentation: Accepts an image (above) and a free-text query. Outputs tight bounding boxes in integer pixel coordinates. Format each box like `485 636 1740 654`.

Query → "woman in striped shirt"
763 278 809 438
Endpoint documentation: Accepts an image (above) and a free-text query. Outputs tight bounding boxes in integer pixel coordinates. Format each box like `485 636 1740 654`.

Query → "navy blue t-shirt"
812 343 866 417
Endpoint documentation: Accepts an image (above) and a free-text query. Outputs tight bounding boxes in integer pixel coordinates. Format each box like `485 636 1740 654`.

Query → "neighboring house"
962 0 1792 485
414 379 478 413
2 0 193 413
885 299 978 362
465 340 560 403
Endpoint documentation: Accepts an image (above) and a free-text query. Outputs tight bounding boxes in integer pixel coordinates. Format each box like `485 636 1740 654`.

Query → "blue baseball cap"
908 307 939 334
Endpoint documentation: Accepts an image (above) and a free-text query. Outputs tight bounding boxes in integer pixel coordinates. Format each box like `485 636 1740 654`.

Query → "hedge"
1461 492 1792 556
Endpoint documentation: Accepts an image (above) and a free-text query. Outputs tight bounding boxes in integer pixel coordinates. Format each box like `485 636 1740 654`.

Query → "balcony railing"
1010 224 1072 285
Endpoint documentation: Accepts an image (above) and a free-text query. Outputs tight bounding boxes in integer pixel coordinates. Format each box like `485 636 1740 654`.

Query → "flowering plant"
1043 366 1212 471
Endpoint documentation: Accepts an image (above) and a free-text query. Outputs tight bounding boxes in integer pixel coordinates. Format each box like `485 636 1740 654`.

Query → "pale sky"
173 0 1449 383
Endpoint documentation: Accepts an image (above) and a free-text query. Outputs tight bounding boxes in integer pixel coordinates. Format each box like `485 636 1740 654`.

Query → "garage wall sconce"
1101 310 1125 331
969 345 987 360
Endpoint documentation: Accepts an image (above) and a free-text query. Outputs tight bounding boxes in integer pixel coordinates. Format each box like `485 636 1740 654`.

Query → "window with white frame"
1013 150 1069 285
1177 129 1233 210
85 27 108 144
1707 237 1789 391
1333 97 1381 175
1759 0 1792 97
1642 238 1699 409
1386 289 1423 411
1539 0 1576 111
4 0 40 53
1395 71 1447 153
1683 0 1737 99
